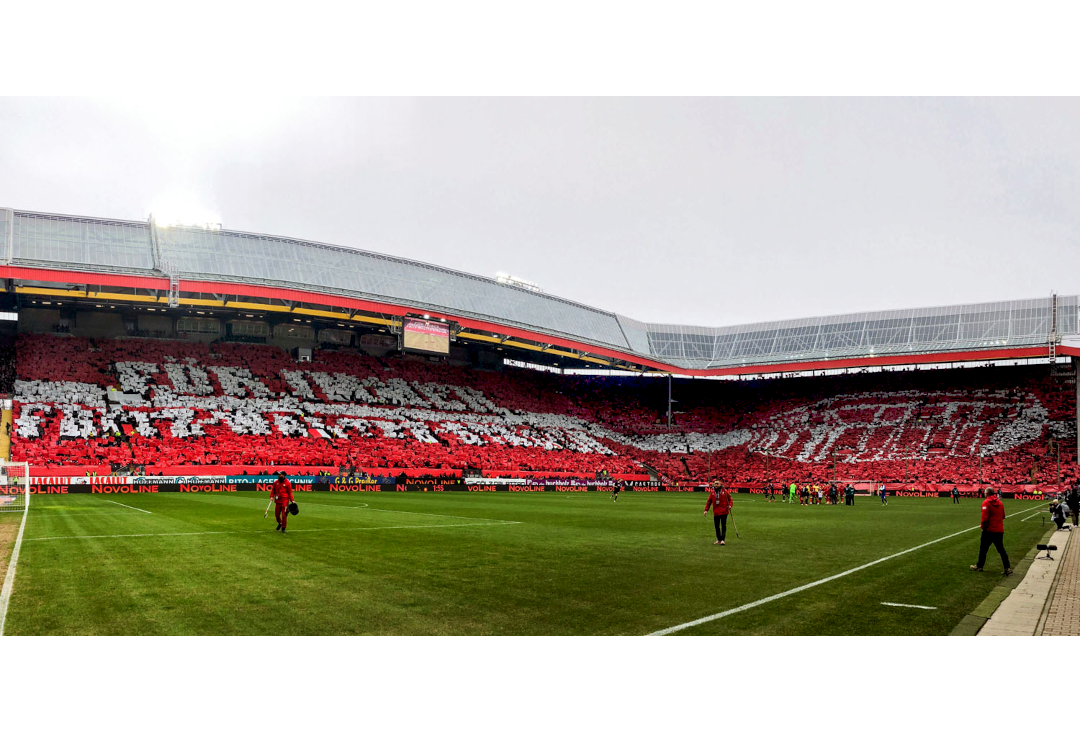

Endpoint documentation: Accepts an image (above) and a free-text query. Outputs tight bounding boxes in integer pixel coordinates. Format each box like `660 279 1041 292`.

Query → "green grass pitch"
0 492 1050 635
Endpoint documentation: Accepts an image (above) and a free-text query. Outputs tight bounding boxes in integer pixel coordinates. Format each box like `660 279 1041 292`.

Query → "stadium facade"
2 206 1079 374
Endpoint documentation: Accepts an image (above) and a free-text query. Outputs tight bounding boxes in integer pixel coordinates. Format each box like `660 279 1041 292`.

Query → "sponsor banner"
402 476 464 488
464 477 526 485
225 475 331 486
523 478 616 488
32 475 132 486
133 476 229 486
332 476 397 487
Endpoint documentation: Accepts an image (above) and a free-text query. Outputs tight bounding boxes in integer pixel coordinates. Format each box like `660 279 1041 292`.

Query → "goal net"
0 462 29 514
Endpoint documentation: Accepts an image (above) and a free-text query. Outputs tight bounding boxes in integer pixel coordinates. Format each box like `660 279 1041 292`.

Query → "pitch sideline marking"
23 520 521 542
649 503 1044 636
881 602 937 610
104 499 152 514
301 502 369 509
1020 511 1044 522
358 505 508 522
33 511 149 517
268 502 501 524
0 504 30 637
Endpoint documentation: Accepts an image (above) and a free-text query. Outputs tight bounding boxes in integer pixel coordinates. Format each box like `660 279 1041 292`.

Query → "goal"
0 462 29 514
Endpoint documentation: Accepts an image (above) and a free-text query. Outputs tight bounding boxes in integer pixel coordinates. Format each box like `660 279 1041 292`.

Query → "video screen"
402 318 450 354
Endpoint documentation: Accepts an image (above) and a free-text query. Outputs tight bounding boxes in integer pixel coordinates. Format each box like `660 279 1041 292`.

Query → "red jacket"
705 489 733 516
980 495 1005 532
271 477 294 504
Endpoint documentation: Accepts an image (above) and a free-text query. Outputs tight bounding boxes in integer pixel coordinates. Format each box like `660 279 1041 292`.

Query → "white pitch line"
357 506 508 522
0 502 30 637
104 499 152 514
302 501 369 507
35 511 149 517
649 503 1044 636
23 520 521 542
1021 511 1046 522
881 602 937 610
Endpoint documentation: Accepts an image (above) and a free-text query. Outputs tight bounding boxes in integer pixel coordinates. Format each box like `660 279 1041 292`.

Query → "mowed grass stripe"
4 493 1051 635
653 503 1043 635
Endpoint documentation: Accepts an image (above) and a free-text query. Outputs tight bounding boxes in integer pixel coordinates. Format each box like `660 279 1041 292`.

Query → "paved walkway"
979 527 1072 636
1041 524 1080 635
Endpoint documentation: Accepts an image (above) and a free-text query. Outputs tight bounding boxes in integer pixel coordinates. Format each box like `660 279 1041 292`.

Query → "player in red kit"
271 471 294 533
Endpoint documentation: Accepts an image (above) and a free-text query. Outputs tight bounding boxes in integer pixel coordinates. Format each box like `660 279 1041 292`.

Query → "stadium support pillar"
660 375 669 427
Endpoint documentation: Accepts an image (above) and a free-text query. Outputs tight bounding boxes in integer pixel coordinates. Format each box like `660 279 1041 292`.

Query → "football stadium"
0 206 1077 636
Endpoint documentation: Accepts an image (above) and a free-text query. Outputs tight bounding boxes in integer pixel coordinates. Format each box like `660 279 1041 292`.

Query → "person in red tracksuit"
271 472 294 533
971 487 1012 575
704 481 733 545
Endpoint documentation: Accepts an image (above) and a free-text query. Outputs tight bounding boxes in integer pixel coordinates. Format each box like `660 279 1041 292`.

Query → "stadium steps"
0 408 11 461
640 463 661 481
679 456 692 477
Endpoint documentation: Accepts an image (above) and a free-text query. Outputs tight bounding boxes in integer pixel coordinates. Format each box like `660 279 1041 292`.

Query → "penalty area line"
23 520 522 542
649 503 1044 636
104 499 152 514
302 502 369 509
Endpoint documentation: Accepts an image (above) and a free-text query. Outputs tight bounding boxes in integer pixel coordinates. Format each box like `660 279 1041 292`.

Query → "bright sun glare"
150 194 221 229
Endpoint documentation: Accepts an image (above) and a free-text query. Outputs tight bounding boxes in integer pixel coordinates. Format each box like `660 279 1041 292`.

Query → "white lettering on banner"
12 372 1076 460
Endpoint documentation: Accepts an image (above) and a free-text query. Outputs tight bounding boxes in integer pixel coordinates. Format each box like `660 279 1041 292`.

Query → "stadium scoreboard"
402 317 450 355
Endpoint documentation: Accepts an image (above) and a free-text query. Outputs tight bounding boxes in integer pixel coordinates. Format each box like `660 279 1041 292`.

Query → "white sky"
2 15 1079 331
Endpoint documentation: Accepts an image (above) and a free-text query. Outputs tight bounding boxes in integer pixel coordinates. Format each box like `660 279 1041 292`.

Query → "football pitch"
0 491 1051 635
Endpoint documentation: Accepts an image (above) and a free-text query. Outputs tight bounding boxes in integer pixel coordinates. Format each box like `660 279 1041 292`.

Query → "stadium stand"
9 333 1079 490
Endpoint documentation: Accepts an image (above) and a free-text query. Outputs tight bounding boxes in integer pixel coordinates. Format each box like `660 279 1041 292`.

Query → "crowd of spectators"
8 332 1079 488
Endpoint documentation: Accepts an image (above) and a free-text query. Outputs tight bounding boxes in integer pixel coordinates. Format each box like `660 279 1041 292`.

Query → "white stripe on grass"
0 504 30 636
649 503 1044 636
881 602 937 610
23 520 521 542
302 502 369 509
298 501 509 523
104 499 152 514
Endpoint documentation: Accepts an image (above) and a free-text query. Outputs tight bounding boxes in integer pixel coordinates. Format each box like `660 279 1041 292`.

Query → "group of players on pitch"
761 483 862 506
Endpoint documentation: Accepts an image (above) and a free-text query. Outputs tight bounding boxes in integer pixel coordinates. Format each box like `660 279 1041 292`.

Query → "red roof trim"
1 265 1059 376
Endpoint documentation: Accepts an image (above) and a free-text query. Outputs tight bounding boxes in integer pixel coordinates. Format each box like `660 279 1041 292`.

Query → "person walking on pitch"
612 483 621 502
971 487 1012 575
879 485 888 505
270 471 294 533
704 480 733 545
952 486 961 504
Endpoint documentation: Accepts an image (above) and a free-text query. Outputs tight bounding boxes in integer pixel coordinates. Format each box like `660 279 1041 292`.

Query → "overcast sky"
1 96 1078 328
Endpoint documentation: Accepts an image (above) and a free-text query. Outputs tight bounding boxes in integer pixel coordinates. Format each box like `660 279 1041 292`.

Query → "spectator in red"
271 471 294 533
704 480 733 546
971 487 1012 575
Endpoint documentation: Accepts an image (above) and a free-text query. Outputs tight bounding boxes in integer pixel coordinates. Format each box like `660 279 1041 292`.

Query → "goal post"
0 461 29 514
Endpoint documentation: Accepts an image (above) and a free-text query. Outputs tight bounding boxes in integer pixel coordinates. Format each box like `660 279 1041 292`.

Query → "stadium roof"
2 207 1076 373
